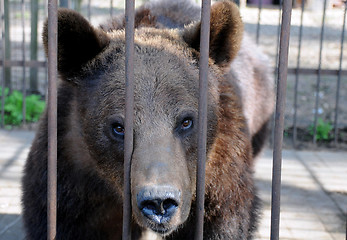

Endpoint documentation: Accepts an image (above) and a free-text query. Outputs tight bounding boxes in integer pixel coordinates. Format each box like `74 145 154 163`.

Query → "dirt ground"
240 6 347 149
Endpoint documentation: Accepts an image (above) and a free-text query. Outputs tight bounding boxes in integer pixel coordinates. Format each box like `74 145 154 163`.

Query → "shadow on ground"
0 214 24 240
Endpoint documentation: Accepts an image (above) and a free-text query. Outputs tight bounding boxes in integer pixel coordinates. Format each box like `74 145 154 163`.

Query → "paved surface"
0 130 34 240
0 130 346 240
254 149 346 240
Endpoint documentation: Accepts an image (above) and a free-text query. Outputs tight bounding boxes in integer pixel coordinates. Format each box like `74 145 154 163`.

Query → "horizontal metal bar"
1 64 346 77
287 68 347 76
0 60 47 68
3 61 346 77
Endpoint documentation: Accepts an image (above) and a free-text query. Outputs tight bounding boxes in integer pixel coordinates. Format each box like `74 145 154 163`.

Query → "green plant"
0 87 45 126
308 118 333 141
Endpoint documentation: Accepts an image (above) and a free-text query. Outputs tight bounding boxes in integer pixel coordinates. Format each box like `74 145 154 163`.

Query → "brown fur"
182 1 244 67
22 1 273 239
43 8 110 79
101 0 274 145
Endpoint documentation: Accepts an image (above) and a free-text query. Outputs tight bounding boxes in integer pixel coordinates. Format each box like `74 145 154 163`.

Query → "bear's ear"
183 1 243 67
43 9 110 80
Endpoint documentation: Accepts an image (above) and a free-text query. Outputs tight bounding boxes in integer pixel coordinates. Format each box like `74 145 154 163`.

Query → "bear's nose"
137 186 180 224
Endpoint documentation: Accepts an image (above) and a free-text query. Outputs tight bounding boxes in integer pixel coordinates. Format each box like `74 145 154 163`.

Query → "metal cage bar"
313 0 328 144
21 0 26 125
47 0 58 239
0 60 46 67
195 0 211 239
334 3 346 145
110 0 114 17
270 0 292 239
1 0 5 128
122 0 135 239
88 0 91 21
256 0 263 44
270 0 283 148
293 0 305 147
274 0 283 80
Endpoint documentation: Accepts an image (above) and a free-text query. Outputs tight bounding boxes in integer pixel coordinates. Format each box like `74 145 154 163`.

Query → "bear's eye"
112 123 125 136
181 118 193 130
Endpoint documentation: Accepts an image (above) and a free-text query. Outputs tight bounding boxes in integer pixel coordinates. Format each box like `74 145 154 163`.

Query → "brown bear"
22 0 274 239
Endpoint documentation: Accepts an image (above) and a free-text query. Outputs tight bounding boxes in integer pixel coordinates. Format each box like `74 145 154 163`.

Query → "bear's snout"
137 186 181 225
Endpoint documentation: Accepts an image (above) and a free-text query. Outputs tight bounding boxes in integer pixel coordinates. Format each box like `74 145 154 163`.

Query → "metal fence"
253 0 347 146
1 0 346 146
0 0 345 239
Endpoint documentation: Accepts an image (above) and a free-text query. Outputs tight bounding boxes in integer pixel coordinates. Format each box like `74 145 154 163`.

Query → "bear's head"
43 1 243 236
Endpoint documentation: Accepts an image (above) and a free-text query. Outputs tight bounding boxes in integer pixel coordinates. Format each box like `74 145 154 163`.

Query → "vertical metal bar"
110 0 114 17
313 0 327 144
271 0 283 148
3 0 11 92
334 3 346 145
47 0 58 239
1 0 5 128
21 0 26 125
256 0 262 44
293 0 305 147
44 2 48 100
88 0 91 21
45 0 48 17
123 0 135 239
195 0 210 239
274 0 283 79
270 0 292 239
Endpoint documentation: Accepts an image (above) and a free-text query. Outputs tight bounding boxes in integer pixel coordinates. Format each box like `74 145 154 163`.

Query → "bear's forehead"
94 30 200 97
86 42 200 118
84 28 219 119
103 27 194 64
96 62 200 115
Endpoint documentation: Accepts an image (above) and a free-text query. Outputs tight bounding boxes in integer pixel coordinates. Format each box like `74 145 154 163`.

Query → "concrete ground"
0 130 346 240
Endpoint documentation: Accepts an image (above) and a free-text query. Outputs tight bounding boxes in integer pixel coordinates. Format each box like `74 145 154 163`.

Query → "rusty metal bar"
47 0 58 239
270 0 292 238
21 0 26 125
256 0 262 44
334 3 346 145
195 0 210 239
313 0 327 144
1 0 5 128
293 0 305 147
123 0 135 239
